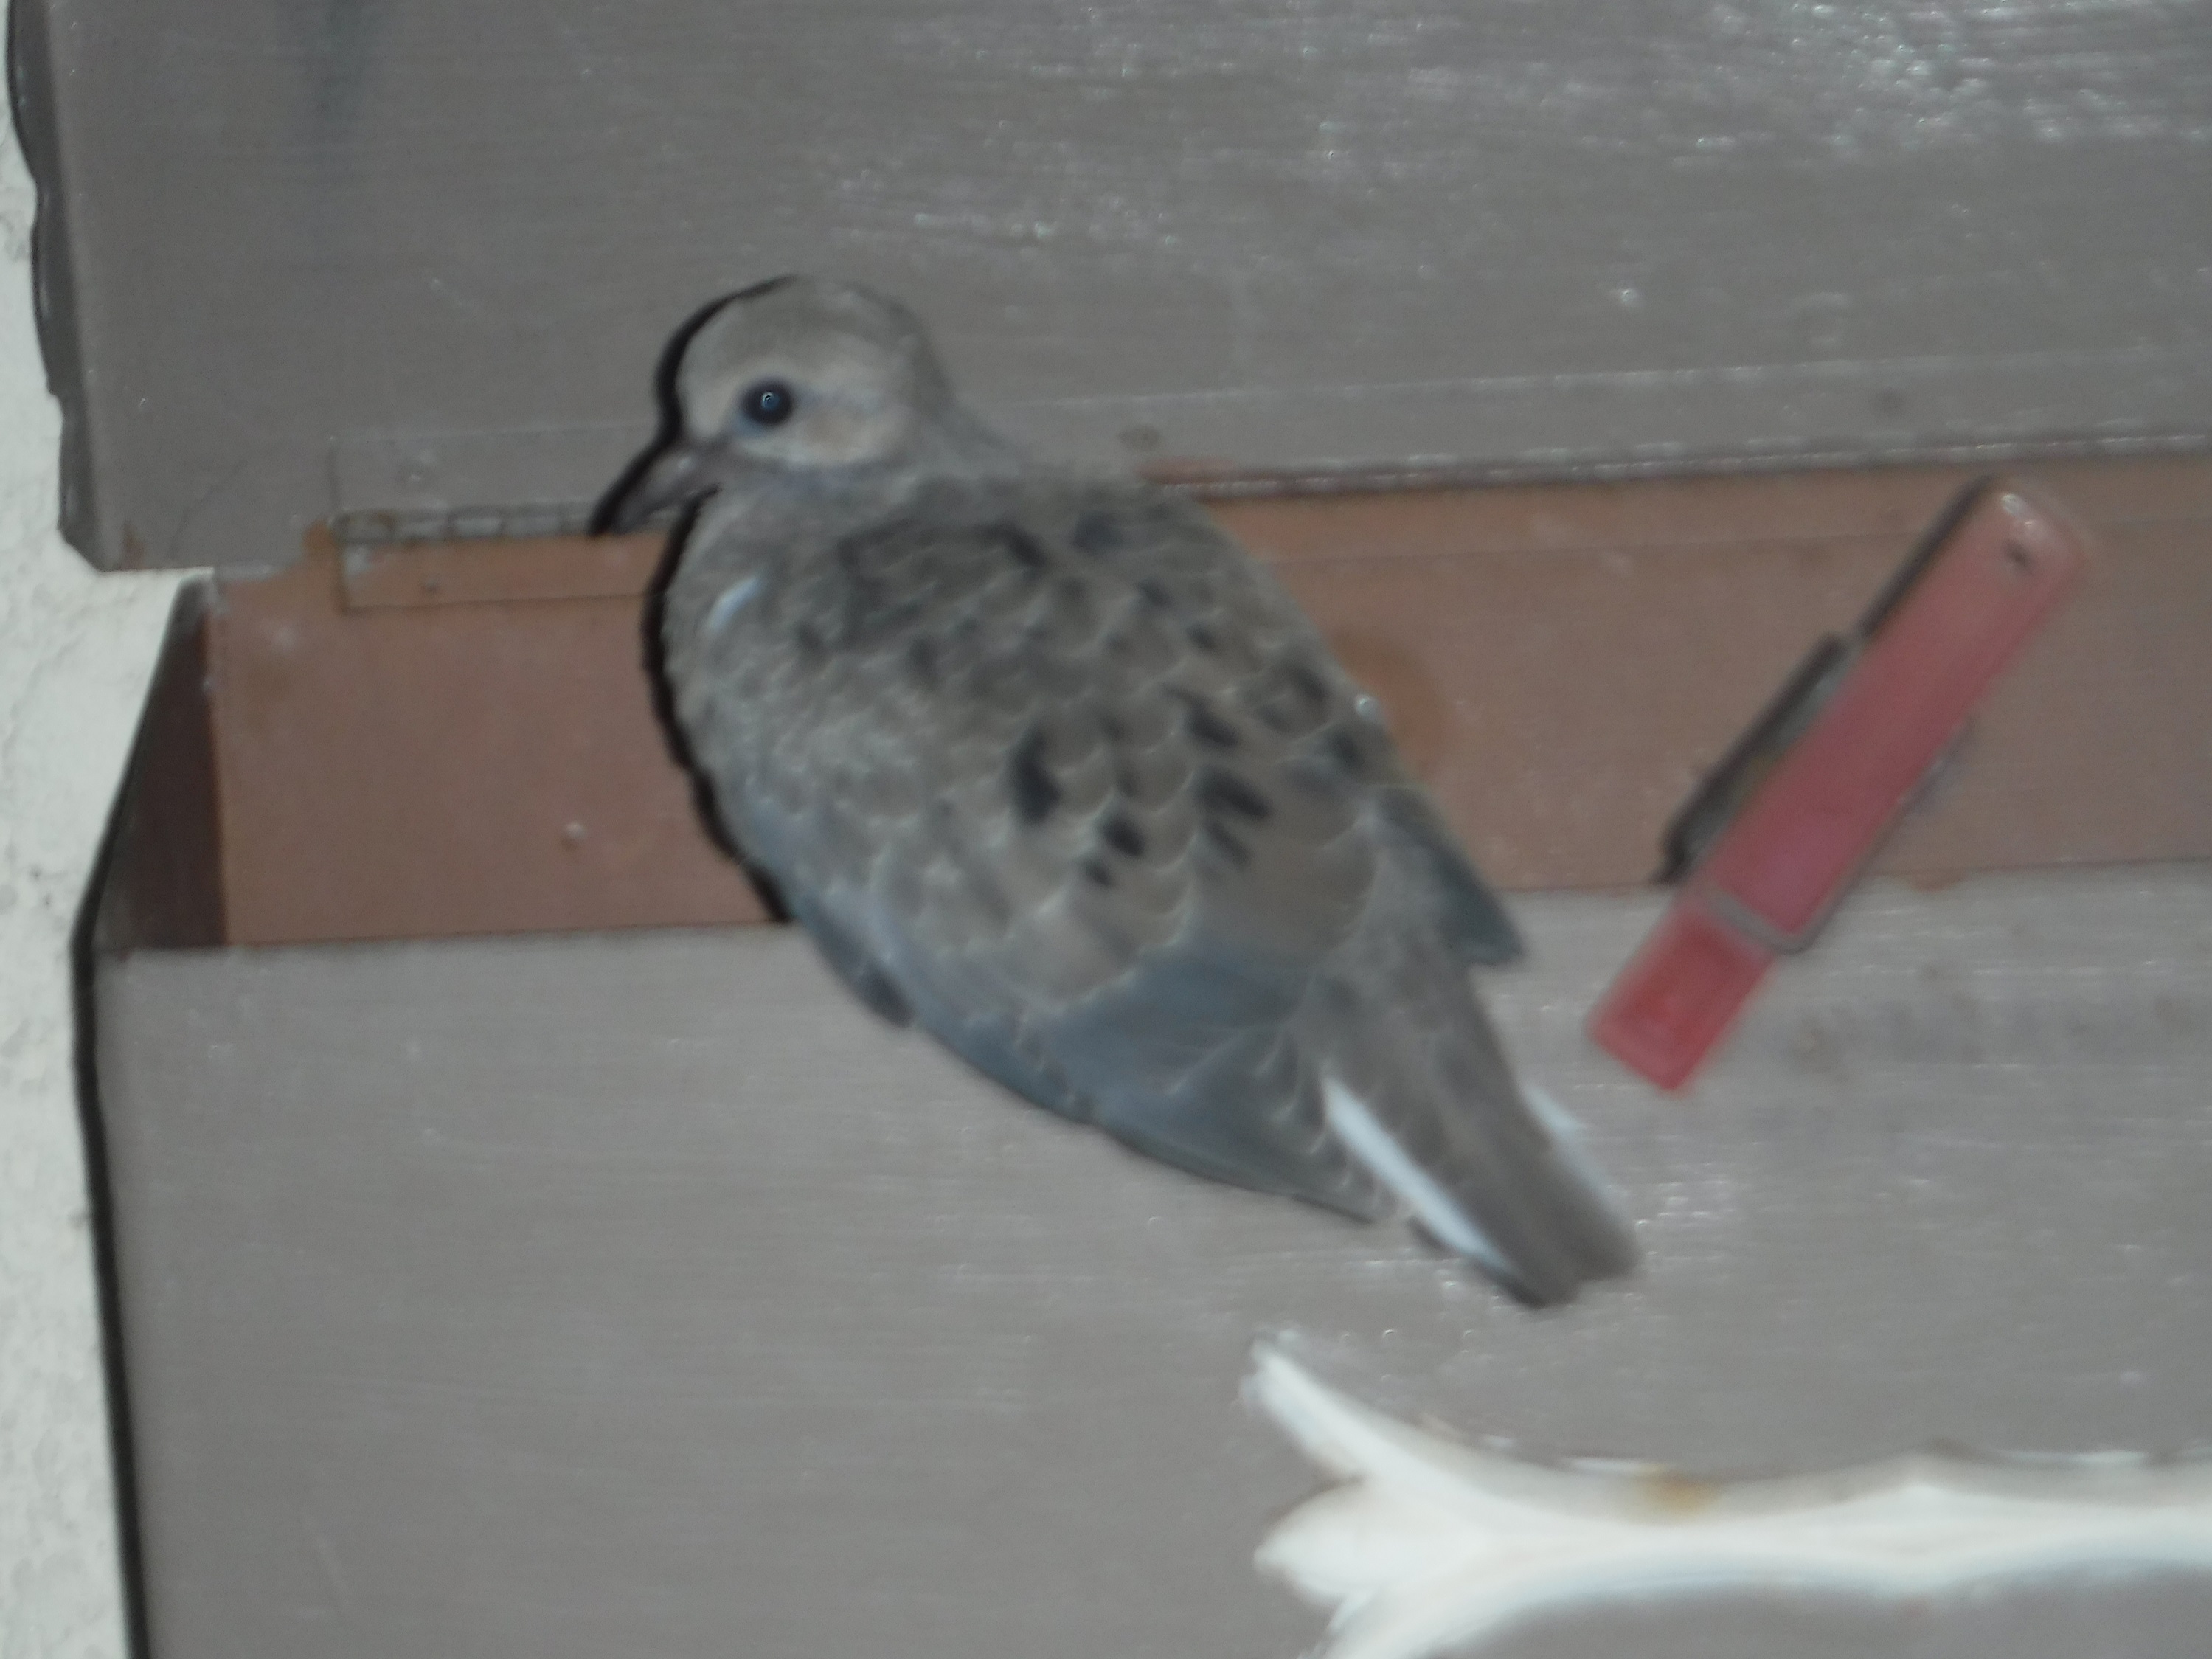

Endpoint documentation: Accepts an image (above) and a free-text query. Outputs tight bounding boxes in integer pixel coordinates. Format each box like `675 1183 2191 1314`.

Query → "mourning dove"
603 277 1634 1303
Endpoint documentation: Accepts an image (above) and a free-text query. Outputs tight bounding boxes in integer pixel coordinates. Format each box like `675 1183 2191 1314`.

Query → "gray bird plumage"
604 277 1635 1304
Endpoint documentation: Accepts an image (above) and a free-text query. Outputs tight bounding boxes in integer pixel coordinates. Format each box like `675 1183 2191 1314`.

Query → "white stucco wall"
0 79 191 1659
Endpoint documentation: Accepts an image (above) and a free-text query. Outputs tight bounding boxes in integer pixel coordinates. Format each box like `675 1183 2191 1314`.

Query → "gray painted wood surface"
16 0 2212 569
93 867 2212 1657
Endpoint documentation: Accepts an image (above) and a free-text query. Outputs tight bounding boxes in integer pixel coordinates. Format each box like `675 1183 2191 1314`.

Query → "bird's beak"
596 435 718 535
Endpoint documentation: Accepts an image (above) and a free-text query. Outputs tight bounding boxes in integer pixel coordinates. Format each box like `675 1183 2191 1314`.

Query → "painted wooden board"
89 457 2212 948
15 0 2212 569
93 867 2212 1657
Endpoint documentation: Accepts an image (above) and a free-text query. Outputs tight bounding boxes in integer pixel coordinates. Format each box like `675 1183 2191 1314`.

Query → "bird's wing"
999 488 1629 1301
675 479 1628 1295
677 480 1389 1207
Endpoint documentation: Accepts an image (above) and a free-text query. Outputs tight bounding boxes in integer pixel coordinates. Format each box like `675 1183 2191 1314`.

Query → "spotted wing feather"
664 476 1630 1299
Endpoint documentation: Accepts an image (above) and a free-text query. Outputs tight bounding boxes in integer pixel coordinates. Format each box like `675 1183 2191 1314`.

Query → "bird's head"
598 277 964 532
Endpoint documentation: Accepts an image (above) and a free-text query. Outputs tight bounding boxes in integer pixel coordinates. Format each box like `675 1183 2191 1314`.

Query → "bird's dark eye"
737 379 796 429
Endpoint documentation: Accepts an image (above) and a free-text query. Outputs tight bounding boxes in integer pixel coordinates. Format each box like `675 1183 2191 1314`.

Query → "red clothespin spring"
1589 478 2089 1092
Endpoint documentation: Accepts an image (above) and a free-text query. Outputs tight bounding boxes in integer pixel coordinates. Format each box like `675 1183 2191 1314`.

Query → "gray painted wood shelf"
16 0 2212 569
91 867 2212 1657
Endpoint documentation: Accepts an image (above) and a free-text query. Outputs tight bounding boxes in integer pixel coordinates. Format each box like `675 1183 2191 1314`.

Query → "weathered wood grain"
94 867 2212 1656
17 0 2211 569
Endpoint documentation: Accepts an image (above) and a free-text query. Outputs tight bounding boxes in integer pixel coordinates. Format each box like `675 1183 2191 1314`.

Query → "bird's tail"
1309 932 1637 1306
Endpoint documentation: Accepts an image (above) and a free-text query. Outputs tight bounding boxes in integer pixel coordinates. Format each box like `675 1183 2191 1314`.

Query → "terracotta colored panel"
207 551 767 946
1216 468 1975 564
1274 534 1892 890
1210 454 2212 565
2026 455 2212 525
341 532 667 612
139 457 2212 946
1227 468 2212 893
